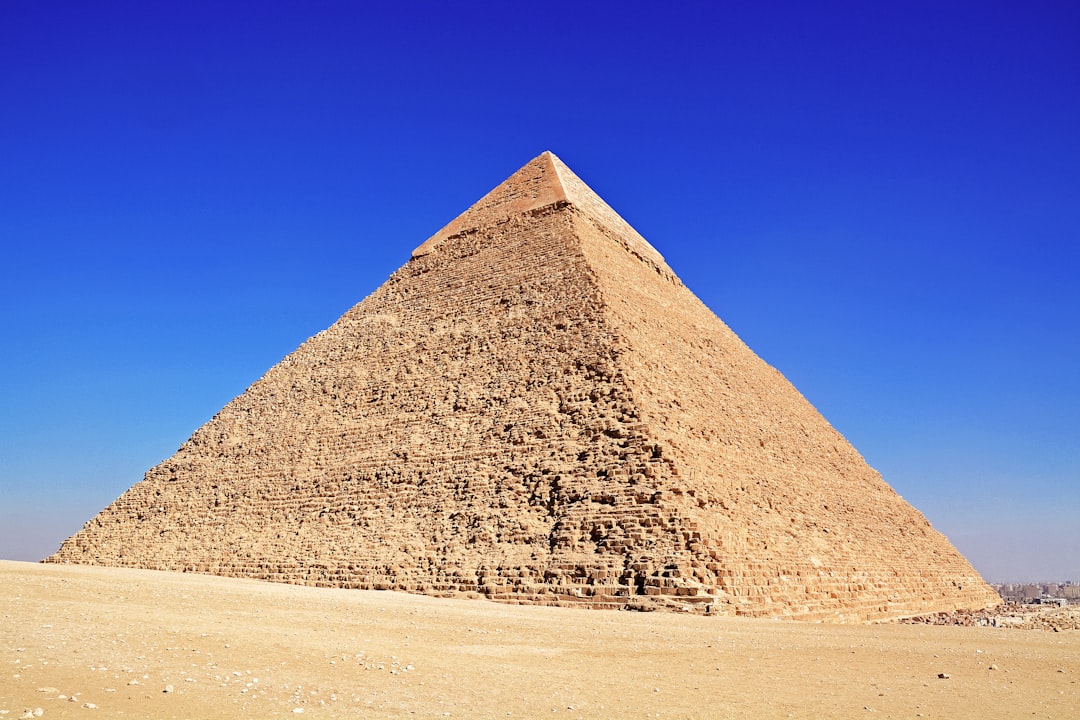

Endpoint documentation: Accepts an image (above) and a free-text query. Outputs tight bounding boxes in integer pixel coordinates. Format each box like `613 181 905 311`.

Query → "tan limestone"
46 151 1001 620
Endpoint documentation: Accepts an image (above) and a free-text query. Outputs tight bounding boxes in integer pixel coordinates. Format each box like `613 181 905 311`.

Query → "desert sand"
1 561 1075 718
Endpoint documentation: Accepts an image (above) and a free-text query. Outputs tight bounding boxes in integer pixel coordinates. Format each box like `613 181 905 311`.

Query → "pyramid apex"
411 152 665 268
411 152 567 259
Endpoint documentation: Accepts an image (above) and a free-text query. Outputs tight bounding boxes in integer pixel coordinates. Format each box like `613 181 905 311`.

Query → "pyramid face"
49 152 1000 621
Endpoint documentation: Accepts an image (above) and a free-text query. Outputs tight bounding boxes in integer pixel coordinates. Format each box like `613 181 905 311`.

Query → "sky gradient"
2 1 1078 583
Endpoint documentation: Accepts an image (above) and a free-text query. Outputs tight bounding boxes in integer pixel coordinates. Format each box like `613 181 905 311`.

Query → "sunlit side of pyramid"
48 152 1000 621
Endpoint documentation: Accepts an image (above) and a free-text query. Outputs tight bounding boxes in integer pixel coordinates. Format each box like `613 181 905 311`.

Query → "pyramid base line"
43 558 998 623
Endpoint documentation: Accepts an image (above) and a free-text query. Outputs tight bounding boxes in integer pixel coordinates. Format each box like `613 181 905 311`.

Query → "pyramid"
48 152 1000 621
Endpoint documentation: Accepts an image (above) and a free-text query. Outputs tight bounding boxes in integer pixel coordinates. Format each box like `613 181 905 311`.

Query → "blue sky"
2 1 1077 583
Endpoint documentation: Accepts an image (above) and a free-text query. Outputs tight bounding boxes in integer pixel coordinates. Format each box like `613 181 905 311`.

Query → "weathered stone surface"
47 151 1001 621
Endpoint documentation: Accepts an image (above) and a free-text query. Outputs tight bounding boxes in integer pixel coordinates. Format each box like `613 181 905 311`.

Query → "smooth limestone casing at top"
48 152 1001 621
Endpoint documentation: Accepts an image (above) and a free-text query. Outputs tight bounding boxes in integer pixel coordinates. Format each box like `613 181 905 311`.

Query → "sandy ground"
1 561 1076 719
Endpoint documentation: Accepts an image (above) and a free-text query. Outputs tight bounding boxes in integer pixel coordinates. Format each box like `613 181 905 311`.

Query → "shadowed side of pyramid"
47 152 1001 620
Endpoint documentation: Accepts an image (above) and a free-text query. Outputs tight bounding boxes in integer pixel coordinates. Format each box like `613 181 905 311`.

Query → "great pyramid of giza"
48 151 1001 621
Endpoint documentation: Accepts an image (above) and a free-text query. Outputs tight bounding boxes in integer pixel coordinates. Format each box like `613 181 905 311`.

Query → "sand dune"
1 561 1075 718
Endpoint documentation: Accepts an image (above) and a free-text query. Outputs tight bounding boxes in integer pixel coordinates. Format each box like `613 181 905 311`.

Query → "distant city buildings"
994 581 1078 604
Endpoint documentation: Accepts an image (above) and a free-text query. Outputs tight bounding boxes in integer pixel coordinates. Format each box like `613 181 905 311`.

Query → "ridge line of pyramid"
543 153 667 268
539 150 571 205
544 150 569 194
